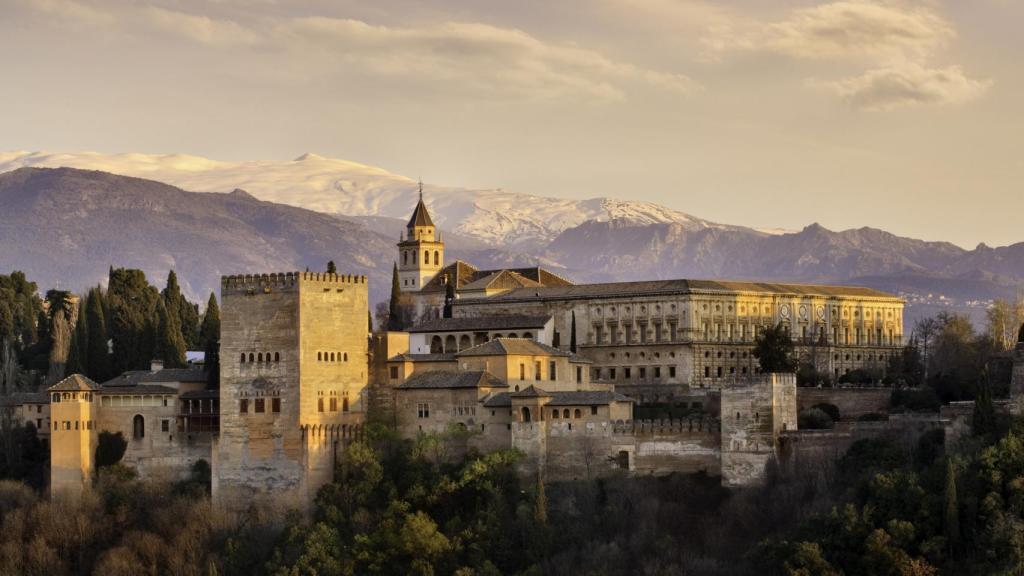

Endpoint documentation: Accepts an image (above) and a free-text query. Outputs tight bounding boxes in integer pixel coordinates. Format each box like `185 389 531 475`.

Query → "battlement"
221 271 368 295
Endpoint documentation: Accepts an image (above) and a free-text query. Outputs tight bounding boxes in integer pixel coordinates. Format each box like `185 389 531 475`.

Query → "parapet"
221 271 367 295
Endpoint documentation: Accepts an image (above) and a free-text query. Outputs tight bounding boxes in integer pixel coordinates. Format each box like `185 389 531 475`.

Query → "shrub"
838 438 904 477
891 388 941 413
838 369 877 385
798 408 834 430
95 431 128 468
812 403 841 422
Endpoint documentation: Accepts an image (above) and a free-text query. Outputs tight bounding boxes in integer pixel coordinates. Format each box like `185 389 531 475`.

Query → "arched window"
434 251 439 265
52 393 60 403
563 409 570 419
330 352 335 362
552 410 559 419
343 353 348 362
424 250 429 263
521 407 532 423
445 335 456 352
459 335 470 351
522 332 533 340
257 353 263 362
249 353 254 363
574 409 582 419
403 251 408 265
275 352 280 362
430 336 443 354
507 333 518 339
342 396 349 412
240 353 246 363
318 352 322 361
133 414 145 440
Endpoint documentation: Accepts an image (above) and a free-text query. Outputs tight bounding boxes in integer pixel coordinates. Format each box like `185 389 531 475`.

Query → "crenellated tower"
397 181 444 292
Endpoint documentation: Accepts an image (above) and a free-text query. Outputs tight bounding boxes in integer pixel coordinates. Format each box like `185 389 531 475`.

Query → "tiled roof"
397 370 506 390
509 385 551 398
390 353 457 362
100 368 207 388
460 270 543 292
457 278 899 304
456 338 570 358
0 392 48 406
407 197 435 228
99 384 178 395
49 374 99 392
421 261 574 293
407 315 551 333
482 389 633 407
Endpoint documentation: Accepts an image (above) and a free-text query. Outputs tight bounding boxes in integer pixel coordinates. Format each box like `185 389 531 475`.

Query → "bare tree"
0 340 25 472
914 317 939 382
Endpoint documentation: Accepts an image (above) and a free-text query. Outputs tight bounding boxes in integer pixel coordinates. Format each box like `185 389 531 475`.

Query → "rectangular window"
535 361 542 379
624 367 631 379
240 399 249 414
576 366 582 383
549 361 556 381
417 403 430 418
654 323 662 343
519 364 525 380
591 406 598 415
255 398 265 413
640 324 647 342
639 367 646 379
669 366 676 378
329 397 338 412
389 366 399 379
272 398 281 413
609 368 617 380
654 366 661 379
670 322 678 341
343 393 350 412
161 419 170 432
318 398 324 412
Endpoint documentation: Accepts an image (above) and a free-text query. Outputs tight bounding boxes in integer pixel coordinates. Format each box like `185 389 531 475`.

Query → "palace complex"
30 189 1017 511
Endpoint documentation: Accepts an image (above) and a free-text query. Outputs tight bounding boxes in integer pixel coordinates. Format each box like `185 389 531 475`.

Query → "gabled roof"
407 315 551 334
397 370 506 390
509 385 551 398
460 270 544 293
49 374 98 392
389 353 457 363
456 338 570 358
420 261 574 293
407 196 435 228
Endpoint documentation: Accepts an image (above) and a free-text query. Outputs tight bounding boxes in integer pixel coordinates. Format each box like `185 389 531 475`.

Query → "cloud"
144 7 262 47
826 63 991 110
710 1 955 61
271 18 697 101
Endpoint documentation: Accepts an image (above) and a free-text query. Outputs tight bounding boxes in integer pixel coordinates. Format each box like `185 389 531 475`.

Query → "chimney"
150 359 164 372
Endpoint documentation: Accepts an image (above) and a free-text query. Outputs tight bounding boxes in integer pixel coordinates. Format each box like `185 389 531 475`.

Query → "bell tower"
397 181 444 292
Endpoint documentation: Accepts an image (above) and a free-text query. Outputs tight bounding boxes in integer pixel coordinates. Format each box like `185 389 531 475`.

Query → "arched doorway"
445 335 456 353
430 336 443 353
521 407 532 423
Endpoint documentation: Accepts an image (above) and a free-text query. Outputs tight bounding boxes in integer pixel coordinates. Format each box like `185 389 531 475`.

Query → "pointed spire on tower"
418 177 423 201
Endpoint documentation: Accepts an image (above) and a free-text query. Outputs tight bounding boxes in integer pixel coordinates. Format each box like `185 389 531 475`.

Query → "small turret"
397 181 444 292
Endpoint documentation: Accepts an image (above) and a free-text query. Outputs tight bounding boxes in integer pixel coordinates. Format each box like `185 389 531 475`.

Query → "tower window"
272 398 281 413
434 250 439 265
240 399 249 414
255 399 265 413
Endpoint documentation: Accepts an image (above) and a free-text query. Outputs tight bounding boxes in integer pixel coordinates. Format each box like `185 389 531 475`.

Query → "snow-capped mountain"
0 151 740 249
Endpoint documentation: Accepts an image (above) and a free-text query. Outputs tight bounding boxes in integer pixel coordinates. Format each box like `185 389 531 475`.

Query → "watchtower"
49 374 98 495
397 182 444 292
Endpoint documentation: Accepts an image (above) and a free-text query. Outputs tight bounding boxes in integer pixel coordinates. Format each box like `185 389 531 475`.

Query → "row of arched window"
402 249 440 266
241 352 280 364
51 392 93 402
317 351 349 362
54 419 94 431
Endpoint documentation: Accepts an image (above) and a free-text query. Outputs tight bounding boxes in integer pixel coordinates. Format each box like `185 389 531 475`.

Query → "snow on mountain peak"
0 150 718 247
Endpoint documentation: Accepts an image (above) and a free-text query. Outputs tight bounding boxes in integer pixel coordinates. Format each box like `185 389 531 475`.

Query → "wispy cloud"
825 63 992 111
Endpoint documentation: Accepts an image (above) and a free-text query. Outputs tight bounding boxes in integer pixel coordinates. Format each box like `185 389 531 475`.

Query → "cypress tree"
570 311 577 354
155 299 187 368
944 459 960 551
108 268 160 373
327 260 337 275
163 270 199 349
199 293 220 387
86 287 110 381
66 301 88 376
973 367 996 438
388 262 403 331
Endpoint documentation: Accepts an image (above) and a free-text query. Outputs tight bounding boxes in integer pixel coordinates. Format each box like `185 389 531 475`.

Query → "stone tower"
48 374 98 495
397 182 444 292
719 373 798 487
213 272 369 510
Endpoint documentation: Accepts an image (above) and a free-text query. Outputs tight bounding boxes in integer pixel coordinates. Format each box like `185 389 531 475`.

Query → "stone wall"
720 374 797 487
797 387 891 420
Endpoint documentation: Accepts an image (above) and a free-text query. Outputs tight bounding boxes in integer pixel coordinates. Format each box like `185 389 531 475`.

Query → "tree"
66 304 88 377
753 323 797 373
154 300 186 368
443 279 455 319
388 262 403 331
44 290 78 385
95 431 127 468
944 459 960 552
570 311 577 354
162 271 199 349
914 317 939 382
108 268 160 374
199 293 220 387
326 260 337 275
85 287 111 382
973 367 997 438
1019 322 1024 344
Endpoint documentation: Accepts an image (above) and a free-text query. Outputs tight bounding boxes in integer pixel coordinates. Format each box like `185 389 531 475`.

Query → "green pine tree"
85 287 111 381
388 262 403 331
163 270 199 349
972 367 996 437
65 301 88 376
155 300 187 368
200 293 220 387
327 260 337 275
108 268 160 373
570 311 578 353
753 323 797 373
944 459 960 551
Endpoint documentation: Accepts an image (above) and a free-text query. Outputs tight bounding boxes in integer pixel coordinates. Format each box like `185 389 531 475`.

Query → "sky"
1 0 1020 248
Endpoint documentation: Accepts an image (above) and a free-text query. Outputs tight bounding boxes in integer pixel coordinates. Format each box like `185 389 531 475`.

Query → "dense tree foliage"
754 323 797 373
200 293 220 387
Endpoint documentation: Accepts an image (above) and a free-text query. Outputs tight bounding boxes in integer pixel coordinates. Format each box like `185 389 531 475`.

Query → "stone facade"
214 272 368 509
796 387 892 420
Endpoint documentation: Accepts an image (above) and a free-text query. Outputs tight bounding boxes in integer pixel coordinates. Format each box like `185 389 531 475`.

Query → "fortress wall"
797 388 891 420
